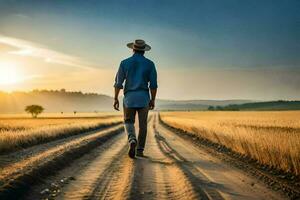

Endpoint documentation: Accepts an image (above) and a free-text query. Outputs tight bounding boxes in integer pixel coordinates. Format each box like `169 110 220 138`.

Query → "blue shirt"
114 53 158 108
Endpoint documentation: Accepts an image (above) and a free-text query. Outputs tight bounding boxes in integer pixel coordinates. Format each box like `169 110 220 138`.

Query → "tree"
25 105 44 118
216 106 223 111
208 106 215 111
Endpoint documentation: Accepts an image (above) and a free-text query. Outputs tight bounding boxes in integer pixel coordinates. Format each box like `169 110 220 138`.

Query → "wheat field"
0 114 122 154
160 111 300 175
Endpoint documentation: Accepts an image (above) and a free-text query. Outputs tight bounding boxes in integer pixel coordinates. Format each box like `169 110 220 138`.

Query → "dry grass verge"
0 125 123 199
160 111 300 176
0 116 122 154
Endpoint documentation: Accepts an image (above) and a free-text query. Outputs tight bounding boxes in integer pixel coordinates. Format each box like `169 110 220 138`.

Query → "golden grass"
160 111 300 175
0 115 122 153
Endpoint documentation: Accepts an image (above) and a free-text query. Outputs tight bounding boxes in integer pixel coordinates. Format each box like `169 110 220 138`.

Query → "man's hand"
149 99 155 110
113 99 120 111
149 88 157 110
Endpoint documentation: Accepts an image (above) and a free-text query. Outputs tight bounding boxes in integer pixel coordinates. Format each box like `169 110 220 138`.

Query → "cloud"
0 35 96 70
0 43 19 53
13 14 31 19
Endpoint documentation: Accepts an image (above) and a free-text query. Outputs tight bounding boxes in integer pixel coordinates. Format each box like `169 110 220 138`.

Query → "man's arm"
113 62 125 111
149 63 158 110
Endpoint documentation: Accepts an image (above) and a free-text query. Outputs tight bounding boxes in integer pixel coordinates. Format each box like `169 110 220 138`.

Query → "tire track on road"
155 129 224 200
56 134 133 200
127 115 200 200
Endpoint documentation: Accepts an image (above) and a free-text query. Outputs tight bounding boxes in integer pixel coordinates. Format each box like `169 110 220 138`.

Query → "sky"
0 0 299 100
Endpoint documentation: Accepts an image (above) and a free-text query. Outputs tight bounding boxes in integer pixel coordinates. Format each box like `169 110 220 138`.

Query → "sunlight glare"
0 63 21 85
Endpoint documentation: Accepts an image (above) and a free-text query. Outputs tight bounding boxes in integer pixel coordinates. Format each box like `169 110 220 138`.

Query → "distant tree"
225 104 240 111
61 112 64 114
74 111 77 115
25 105 44 118
208 106 215 111
216 106 223 111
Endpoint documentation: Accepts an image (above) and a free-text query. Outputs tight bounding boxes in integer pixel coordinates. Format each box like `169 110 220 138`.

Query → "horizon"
1 88 299 102
0 0 299 100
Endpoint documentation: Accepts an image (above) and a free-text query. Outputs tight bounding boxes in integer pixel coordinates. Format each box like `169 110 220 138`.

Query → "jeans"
123 106 149 152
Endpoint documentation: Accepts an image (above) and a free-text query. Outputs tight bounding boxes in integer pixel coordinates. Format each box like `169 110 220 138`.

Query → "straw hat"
127 39 151 51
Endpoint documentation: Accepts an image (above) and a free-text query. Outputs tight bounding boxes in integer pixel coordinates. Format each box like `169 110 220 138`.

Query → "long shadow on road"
154 129 233 200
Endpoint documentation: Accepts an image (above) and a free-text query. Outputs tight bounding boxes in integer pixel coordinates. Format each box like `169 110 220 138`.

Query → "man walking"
113 39 158 158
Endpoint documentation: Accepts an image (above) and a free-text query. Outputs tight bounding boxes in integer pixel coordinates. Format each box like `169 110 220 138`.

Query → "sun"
0 64 21 85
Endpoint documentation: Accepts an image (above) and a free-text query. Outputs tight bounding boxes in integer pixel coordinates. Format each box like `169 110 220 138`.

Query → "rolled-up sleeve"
114 62 125 89
149 63 158 89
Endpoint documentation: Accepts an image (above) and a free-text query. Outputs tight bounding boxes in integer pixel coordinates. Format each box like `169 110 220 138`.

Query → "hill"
209 101 300 111
0 90 255 113
156 99 254 111
1 90 298 113
0 89 113 113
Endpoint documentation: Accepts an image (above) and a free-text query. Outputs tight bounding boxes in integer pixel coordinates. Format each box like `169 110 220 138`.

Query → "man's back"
121 53 156 93
115 53 157 108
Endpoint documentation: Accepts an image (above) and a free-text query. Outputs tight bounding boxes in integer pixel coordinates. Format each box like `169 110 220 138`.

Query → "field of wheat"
0 114 122 154
160 111 300 175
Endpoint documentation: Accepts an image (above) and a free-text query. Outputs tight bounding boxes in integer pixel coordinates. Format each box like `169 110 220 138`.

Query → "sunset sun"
0 64 21 85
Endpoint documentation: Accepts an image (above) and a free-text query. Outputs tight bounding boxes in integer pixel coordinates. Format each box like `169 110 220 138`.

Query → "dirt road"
20 113 287 200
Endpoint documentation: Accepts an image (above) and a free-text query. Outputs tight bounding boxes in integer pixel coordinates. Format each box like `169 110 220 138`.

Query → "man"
113 39 158 158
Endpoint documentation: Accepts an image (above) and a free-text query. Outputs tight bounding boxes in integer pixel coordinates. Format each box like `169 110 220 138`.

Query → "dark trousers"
123 106 149 152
